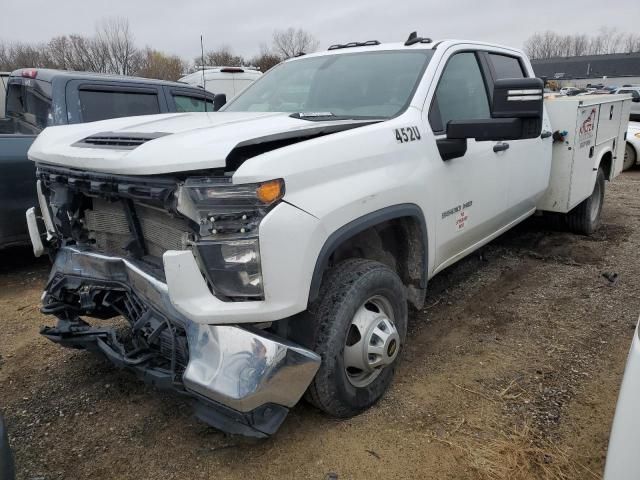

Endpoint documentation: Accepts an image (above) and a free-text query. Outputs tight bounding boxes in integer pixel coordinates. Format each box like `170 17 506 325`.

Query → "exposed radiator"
84 198 190 258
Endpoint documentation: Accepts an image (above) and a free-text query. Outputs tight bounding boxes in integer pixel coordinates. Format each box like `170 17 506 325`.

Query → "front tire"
305 259 407 418
567 167 605 235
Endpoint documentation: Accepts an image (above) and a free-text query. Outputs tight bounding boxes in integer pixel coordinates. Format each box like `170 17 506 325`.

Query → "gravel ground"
1 170 639 480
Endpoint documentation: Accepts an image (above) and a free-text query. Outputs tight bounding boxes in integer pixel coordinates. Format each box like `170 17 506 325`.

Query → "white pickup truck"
25 34 631 437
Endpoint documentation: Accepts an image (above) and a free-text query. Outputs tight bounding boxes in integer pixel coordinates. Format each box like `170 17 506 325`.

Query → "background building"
532 52 640 88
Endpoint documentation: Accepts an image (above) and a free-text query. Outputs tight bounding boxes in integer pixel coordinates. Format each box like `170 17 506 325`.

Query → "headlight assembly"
176 178 284 300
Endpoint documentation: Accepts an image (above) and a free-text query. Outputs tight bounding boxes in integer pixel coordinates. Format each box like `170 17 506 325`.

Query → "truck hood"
29 112 376 175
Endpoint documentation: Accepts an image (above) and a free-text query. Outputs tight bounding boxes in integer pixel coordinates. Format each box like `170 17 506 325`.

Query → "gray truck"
0 68 217 248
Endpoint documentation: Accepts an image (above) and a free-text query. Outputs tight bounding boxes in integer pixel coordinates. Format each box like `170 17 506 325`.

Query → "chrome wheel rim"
590 178 602 224
343 295 400 388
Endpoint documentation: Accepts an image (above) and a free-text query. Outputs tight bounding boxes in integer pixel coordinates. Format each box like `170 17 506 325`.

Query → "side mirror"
492 78 544 119
632 97 640 103
213 94 227 111
446 77 544 143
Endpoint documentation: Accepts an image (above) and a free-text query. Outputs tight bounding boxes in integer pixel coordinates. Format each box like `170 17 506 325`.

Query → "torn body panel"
38 246 321 437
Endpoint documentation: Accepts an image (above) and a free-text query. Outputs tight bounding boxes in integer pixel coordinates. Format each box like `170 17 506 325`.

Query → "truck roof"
293 39 525 60
8 68 191 88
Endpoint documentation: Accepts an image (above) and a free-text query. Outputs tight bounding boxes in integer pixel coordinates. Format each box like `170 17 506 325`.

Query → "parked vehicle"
0 73 9 117
604 318 640 480
560 86 580 95
179 67 262 99
615 87 640 120
25 36 632 437
624 121 640 170
0 68 216 248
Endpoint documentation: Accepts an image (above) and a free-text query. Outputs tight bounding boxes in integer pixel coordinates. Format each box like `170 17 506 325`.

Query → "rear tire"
305 259 407 418
567 167 605 235
624 143 637 171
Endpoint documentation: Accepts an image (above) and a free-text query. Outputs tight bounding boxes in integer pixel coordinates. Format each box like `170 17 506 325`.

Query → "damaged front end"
30 164 320 438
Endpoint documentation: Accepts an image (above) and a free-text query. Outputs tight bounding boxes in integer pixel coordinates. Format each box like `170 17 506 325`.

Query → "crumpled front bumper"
38 246 320 437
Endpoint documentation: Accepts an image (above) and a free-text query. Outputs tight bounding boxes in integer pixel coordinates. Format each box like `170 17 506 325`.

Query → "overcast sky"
2 0 639 59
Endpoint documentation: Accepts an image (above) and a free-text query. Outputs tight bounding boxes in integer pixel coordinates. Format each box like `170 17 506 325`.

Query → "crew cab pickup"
25 36 631 437
0 68 215 248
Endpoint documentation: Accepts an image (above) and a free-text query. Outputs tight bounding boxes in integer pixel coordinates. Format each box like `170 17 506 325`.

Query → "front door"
425 50 510 272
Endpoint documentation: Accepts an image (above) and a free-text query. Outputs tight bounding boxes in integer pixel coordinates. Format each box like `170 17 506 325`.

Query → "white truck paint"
604 319 640 480
538 95 630 212
625 121 640 170
26 39 632 436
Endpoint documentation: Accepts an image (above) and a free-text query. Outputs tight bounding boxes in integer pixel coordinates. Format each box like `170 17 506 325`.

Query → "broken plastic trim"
225 120 382 172
41 318 287 437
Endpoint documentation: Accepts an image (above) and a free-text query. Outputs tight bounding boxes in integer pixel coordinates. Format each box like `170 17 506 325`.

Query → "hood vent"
73 131 169 150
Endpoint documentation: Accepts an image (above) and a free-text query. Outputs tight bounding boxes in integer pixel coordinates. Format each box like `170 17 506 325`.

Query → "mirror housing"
213 94 227 111
632 97 640 103
492 78 544 119
447 117 540 142
446 77 544 142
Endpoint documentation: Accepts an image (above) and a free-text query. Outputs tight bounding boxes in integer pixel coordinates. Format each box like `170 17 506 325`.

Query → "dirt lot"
1 171 640 480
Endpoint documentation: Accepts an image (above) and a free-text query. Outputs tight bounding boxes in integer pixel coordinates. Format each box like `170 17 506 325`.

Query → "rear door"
165 87 215 112
482 51 552 216
64 80 168 124
426 49 509 270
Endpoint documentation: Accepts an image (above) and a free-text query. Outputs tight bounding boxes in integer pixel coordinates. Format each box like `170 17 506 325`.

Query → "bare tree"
0 41 54 70
249 44 282 73
524 27 640 59
623 33 640 53
197 46 244 67
135 48 186 81
571 34 589 56
95 17 137 75
272 28 319 59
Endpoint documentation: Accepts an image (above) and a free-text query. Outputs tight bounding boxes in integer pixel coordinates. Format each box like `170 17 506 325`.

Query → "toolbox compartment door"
596 100 623 144
568 105 600 210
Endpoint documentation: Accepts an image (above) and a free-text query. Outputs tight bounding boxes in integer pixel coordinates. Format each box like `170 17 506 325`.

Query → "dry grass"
429 422 599 480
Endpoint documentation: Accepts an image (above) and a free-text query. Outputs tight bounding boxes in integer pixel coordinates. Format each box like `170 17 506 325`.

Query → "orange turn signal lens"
256 179 284 204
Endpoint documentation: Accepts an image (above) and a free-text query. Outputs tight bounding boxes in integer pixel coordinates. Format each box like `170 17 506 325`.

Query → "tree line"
0 17 319 81
524 27 640 60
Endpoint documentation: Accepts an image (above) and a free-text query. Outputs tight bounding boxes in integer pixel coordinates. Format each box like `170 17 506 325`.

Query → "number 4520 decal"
395 126 421 144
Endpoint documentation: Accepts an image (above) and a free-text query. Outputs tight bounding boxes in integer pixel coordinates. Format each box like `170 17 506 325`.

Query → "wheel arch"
626 141 638 165
599 149 614 180
308 204 428 309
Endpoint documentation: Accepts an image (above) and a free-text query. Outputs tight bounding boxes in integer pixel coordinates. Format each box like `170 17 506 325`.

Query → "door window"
173 94 214 112
5 80 53 133
429 52 491 131
488 53 525 79
79 89 160 122
429 52 490 132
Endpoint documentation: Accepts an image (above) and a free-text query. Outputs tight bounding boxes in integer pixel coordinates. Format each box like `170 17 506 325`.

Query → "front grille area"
85 198 190 259
116 290 189 372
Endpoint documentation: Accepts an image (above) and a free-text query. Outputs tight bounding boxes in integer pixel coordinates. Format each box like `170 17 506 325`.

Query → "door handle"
493 142 510 153
540 130 553 139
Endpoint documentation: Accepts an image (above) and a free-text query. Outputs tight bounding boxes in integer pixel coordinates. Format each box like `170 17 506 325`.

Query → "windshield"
224 50 433 119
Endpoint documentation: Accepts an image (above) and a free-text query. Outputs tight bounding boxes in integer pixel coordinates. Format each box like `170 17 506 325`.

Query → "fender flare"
596 147 614 179
308 203 429 304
